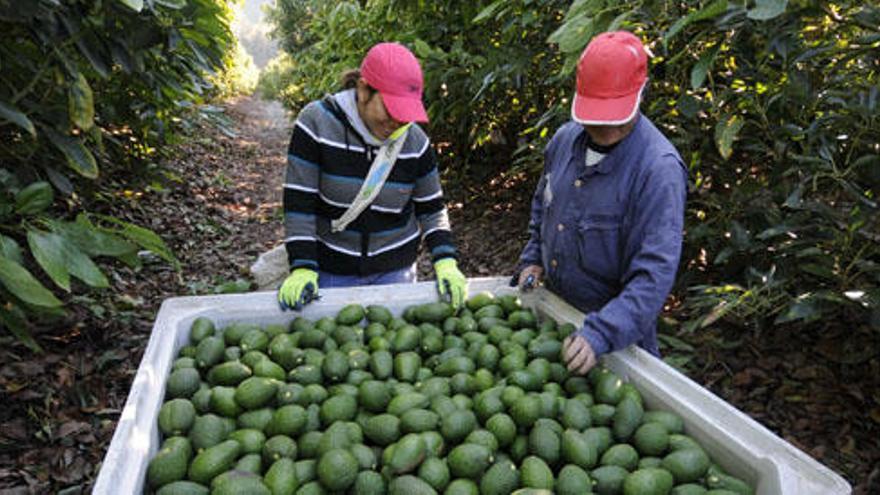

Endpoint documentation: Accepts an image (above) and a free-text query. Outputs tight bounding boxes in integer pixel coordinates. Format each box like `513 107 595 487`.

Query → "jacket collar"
575 114 643 176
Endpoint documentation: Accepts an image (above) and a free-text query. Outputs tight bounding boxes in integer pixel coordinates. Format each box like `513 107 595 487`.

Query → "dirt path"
0 96 872 494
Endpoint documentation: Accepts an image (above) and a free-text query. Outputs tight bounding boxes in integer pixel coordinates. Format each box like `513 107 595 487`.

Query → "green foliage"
210 41 261 99
642 1 880 332
267 1 880 334
264 0 572 180
0 0 239 350
257 52 298 100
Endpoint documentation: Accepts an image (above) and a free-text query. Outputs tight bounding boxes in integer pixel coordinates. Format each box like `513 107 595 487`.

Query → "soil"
0 96 875 494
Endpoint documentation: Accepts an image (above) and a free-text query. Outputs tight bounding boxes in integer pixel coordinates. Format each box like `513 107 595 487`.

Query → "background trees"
0 0 251 348
262 0 880 338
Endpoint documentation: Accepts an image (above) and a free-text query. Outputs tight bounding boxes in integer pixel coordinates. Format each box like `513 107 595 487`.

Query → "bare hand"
518 265 544 290
562 334 596 375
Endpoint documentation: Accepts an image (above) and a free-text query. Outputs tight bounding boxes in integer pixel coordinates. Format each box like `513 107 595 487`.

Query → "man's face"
583 119 637 147
357 80 405 141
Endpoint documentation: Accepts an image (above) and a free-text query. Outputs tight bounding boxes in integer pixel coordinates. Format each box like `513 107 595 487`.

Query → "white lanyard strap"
331 125 410 233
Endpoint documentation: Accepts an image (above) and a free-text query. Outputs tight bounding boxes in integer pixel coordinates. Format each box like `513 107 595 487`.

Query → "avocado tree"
264 0 880 337
0 0 241 350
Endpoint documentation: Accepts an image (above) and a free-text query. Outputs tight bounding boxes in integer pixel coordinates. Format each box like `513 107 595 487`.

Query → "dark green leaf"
0 101 36 137
154 0 187 8
14 182 54 215
658 334 695 352
795 247 825 259
97 215 179 268
713 246 734 265
755 225 792 240
72 32 111 79
0 255 63 307
774 296 822 324
50 215 137 258
691 44 721 90
0 305 42 353
729 220 750 250
27 230 71 291
472 0 505 23
677 94 700 119
548 13 595 54
747 0 787 20
28 228 109 289
783 184 803 208
43 166 74 196
0 235 24 265
412 39 431 59
66 243 109 288
664 0 728 46
213 279 252 294
799 263 836 280
42 126 99 179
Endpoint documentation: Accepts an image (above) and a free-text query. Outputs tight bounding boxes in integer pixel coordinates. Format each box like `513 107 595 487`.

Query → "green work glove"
278 268 318 311
434 258 467 309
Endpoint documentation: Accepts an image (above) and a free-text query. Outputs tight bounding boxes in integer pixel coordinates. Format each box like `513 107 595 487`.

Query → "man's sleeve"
578 155 687 356
283 105 321 271
412 144 457 262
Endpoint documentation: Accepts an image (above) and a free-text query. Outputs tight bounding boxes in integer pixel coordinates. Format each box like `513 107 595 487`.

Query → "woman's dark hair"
340 69 361 90
340 69 378 99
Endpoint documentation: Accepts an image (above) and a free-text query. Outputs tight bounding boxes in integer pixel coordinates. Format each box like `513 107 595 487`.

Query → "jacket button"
557 223 564 231
574 179 582 187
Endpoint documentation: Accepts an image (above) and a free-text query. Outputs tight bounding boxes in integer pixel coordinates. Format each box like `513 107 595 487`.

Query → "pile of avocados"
147 291 754 495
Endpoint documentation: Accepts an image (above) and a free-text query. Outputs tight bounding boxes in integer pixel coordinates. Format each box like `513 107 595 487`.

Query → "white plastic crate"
93 277 851 494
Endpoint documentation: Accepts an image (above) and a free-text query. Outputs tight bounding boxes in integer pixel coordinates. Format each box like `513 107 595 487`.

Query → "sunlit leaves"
117 0 144 12
548 12 597 54
68 73 95 130
663 0 728 47
714 114 744 160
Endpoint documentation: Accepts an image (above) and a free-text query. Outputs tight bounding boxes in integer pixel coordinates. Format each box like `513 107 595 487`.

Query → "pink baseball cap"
572 31 648 126
360 42 429 123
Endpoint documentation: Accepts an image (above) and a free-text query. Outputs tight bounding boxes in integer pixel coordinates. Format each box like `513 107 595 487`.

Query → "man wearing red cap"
514 31 688 374
279 42 467 310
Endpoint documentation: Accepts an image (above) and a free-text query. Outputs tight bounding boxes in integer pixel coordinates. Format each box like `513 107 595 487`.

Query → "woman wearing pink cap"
514 31 688 374
278 42 467 311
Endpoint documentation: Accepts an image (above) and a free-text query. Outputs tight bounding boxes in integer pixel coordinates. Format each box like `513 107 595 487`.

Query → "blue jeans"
318 263 417 288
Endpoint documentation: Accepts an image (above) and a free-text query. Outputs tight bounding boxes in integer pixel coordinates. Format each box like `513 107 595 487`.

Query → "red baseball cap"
360 42 429 123
572 31 648 126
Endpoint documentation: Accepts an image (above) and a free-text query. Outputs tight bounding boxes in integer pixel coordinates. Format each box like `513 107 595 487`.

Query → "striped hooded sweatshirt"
283 91 457 275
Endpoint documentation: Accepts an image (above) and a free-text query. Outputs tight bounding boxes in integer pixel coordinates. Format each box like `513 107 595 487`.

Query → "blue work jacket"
519 114 687 357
